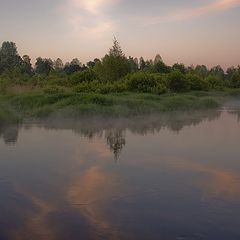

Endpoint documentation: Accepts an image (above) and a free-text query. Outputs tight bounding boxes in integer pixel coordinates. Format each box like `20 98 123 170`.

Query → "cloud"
147 0 240 25
58 0 118 38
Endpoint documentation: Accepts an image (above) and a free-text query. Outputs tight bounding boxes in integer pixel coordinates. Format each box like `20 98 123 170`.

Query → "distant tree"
194 65 209 78
134 58 139 68
35 57 53 75
54 58 64 71
172 63 187 74
128 56 138 72
21 55 33 75
153 55 170 73
22 55 31 65
154 54 163 65
145 59 154 71
0 41 22 73
63 58 82 75
71 58 81 66
109 37 124 57
139 57 146 70
226 66 236 78
87 58 101 68
81 64 88 71
87 61 95 68
210 65 225 79
94 58 100 64
187 65 195 74
94 38 130 82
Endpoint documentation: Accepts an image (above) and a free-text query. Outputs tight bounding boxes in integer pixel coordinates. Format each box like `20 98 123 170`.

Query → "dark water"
1 105 240 239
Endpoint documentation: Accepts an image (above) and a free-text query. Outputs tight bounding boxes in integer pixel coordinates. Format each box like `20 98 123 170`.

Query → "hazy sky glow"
0 0 240 67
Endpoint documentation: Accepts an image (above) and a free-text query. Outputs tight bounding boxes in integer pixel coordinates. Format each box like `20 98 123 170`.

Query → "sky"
0 0 240 67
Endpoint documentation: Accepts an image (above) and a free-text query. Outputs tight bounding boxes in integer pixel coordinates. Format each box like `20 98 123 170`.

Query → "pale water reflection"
0 107 240 239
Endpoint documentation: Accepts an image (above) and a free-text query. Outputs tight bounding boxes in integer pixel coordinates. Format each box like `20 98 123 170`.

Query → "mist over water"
0 105 240 239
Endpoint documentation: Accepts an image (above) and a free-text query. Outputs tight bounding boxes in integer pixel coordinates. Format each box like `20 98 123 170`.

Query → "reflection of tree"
105 130 126 161
0 109 222 158
38 110 221 159
228 110 240 122
0 124 19 144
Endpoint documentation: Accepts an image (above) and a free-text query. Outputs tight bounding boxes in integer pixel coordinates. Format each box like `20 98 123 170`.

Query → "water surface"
0 105 240 240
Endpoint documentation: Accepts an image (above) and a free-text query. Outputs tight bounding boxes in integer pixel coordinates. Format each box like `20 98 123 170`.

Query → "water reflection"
0 124 19 144
0 110 221 159
1 108 240 239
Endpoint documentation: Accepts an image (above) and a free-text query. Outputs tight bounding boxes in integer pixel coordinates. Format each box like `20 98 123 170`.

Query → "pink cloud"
147 0 240 25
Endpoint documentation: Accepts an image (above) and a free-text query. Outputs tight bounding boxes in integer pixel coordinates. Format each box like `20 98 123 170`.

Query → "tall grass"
0 92 222 121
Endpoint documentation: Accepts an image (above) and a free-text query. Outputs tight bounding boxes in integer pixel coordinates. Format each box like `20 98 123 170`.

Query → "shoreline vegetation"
0 39 240 123
0 91 233 123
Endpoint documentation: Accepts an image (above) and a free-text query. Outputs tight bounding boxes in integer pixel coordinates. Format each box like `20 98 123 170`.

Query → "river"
0 102 240 239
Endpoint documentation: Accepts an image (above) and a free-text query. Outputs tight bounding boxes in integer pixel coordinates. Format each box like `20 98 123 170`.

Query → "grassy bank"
0 91 225 122
0 103 20 124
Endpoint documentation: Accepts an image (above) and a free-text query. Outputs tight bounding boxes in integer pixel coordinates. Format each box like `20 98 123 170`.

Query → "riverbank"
0 91 229 124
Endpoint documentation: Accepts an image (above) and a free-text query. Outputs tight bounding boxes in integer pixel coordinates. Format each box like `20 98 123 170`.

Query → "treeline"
0 39 240 94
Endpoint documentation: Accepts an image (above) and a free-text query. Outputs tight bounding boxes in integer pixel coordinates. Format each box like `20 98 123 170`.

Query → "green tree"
54 58 64 71
172 63 187 74
153 55 170 73
144 59 154 72
128 56 138 72
0 41 22 73
139 57 146 70
35 57 53 75
63 58 82 75
154 54 163 65
194 65 209 78
210 65 225 79
87 58 100 68
21 55 33 75
94 38 130 82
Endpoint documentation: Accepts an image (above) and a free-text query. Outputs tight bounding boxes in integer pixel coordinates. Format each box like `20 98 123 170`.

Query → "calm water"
1 104 240 239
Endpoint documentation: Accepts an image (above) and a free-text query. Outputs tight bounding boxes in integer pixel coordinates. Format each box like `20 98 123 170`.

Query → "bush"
205 75 225 90
96 82 127 94
74 81 99 93
126 72 164 93
69 69 97 85
152 74 168 94
186 74 209 91
230 72 240 88
73 80 127 94
167 71 190 92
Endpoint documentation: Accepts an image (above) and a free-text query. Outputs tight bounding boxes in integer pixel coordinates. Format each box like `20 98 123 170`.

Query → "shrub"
186 74 209 91
153 82 168 94
73 81 99 93
167 71 190 92
69 69 97 85
96 82 127 94
230 72 240 88
126 72 158 93
205 75 225 90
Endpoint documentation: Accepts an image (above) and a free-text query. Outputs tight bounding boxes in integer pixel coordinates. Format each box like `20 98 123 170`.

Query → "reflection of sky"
0 109 240 239
0 0 240 67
